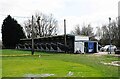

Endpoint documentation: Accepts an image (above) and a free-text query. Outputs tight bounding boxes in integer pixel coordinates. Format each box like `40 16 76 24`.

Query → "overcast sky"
0 0 119 40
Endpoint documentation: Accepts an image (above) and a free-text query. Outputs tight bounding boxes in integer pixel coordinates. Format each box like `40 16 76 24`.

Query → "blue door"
88 42 94 53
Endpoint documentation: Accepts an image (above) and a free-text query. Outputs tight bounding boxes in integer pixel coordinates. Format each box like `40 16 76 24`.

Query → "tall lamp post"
109 17 111 54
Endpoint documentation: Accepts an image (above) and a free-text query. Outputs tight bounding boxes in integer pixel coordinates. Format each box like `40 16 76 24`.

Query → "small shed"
74 35 98 53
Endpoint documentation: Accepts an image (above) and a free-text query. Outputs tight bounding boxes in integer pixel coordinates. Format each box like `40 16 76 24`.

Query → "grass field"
1 49 119 77
0 50 2 78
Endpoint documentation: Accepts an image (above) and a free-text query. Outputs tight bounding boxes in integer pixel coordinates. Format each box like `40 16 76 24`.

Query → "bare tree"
81 24 93 36
71 24 93 36
101 21 119 40
95 26 102 40
24 20 32 38
101 25 109 39
24 12 58 38
99 18 120 46
71 24 81 35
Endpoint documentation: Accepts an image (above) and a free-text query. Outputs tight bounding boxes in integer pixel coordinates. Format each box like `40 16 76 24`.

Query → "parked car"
98 44 102 50
115 49 120 54
100 45 117 52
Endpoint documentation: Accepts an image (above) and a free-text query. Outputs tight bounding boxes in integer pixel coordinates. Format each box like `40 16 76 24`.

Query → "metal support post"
32 15 34 55
64 19 67 53
109 17 111 54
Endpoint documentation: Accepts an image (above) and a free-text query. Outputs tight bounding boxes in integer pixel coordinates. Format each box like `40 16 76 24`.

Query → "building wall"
75 36 89 41
74 42 84 53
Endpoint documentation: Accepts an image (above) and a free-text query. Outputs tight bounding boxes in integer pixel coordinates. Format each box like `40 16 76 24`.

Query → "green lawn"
1 49 119 77
0 50 2 78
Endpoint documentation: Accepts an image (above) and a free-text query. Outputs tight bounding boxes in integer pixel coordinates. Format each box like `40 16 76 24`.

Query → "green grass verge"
0 50 2 78
2 49 119 77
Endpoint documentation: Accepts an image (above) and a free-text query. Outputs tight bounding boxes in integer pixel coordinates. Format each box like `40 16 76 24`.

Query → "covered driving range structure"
16 34 75 53
16 34 98 53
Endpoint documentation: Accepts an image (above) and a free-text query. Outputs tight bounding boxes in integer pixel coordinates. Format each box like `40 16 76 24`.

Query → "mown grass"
2 49 119 77
0 50 2 78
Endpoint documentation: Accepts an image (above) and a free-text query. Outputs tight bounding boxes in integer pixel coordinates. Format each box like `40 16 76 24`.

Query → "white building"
74 35 98 53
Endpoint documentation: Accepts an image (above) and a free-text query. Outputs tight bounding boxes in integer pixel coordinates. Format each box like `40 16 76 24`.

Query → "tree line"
24 13 58 38
1 13 58 49
71 18 120 47
1 12 120 49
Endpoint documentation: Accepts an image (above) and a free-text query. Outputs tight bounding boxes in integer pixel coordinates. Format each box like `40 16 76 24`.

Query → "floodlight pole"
109 17 111 54
31 15 34 55
64 19 67 53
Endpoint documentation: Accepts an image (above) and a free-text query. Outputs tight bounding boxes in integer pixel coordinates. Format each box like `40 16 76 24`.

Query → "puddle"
24 73 55 77
101 61 120 66
66 71 74 76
